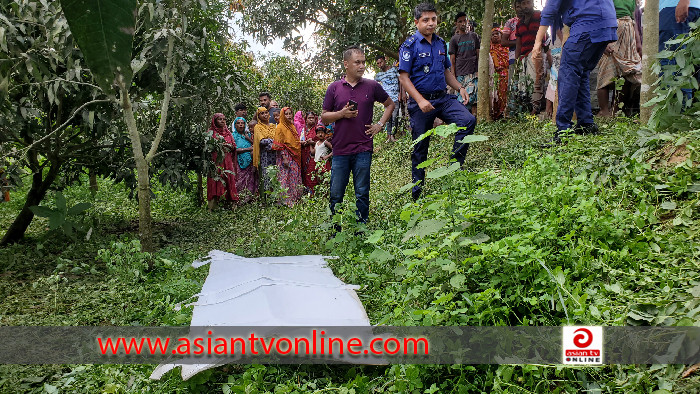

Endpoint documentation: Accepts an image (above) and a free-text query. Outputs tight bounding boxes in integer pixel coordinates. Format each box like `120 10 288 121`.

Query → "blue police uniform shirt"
541 0 618 43
398 31 451 94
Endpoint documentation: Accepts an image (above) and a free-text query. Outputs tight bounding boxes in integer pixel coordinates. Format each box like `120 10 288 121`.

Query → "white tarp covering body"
150 251 370 380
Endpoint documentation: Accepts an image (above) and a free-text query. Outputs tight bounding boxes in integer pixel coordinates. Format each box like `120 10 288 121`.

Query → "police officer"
532 0 617 143
399 3 477 201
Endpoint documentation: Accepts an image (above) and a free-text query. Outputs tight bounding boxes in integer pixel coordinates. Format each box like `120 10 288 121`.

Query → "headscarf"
253 107 276 167
208 113 234 144
232 117 253 169
272 107 301 164
293 111 305 135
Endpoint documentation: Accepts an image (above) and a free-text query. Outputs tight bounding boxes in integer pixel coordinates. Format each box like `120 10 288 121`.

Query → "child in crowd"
248 119 257 136
270 108 281 124
312 126 332 172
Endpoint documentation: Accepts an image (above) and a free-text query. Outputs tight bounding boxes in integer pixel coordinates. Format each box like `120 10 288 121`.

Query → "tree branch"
9 78 102 93
11 99 110 161
307 16 399 60
146 34 175 162
120 85 145 162
150 149 181 161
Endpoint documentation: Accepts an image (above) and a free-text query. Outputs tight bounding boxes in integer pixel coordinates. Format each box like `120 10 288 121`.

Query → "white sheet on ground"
150 250 370 381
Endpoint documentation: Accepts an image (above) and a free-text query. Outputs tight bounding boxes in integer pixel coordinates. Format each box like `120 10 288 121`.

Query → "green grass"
1 117 699 393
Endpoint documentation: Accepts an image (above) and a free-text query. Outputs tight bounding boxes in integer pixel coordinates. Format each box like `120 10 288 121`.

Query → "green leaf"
60 0 137 92
474 193 502 201
426 162 460 179
412 129 433 145
67 202 92 215
416 158 436 169
402 219 447 241
553 266 565 285
457 134 489 144
369 248 393 262
459 233 490 245
366 230 384 244
449 274 465 289
55 191 66 212
433 123 460 137
62 222 74 236
48 212 64 230
29 205 55 218
605 282 621 294
660 201 677 210
399 180 418 193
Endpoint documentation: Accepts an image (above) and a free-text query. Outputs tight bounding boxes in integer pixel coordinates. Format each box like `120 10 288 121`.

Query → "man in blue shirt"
398 3 477 201
533 0 618 143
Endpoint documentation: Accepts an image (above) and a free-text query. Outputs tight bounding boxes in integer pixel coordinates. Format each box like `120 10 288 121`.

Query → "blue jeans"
556 32 609 131
659 7 700 100
408 94 476 198
329 151 372 224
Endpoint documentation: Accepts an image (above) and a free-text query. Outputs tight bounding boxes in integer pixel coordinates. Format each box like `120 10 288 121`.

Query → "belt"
419 91 446 100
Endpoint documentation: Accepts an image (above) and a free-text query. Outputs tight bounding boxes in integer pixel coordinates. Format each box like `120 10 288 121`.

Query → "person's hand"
418 99 435 113
531 41 542 61
365 123 383 137
341 102 358 119
676 0 690 23
459 87 468 103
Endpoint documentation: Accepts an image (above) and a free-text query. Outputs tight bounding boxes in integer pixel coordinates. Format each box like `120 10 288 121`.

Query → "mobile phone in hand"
348 100 358 111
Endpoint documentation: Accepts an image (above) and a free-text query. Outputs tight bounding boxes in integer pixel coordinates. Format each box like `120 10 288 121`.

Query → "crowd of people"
205 93 333 211
206 0 699 227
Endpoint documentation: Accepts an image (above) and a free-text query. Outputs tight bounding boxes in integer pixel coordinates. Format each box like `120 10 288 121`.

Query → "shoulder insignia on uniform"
400 35 416 49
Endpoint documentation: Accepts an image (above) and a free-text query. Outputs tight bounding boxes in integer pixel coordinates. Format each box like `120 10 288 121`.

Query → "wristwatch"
376 121 385 127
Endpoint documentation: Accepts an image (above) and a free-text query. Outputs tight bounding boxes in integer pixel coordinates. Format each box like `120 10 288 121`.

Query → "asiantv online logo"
562 326 603 365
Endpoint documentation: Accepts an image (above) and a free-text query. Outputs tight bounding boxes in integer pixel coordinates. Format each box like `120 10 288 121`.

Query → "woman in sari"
253 107 277 198
272 107 303 206
206 113 238 211
490 28 510 120
299 111 318 194
232 117 258 203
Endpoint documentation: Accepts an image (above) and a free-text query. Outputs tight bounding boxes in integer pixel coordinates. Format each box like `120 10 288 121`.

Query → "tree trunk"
135 157 154 252
640 0 660 124
0 160 61 245
118 35 174 253
89 168 98 193
121 87 155 252
477 0 495 123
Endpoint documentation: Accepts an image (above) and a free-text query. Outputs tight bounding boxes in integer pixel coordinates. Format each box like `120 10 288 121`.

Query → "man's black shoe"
540 133 563 148
574 123 599 135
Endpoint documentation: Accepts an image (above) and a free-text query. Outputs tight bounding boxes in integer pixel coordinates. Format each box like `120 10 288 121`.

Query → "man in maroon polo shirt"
321 46 395 230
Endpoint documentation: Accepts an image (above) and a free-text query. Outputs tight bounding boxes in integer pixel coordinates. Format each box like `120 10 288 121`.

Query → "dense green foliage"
1 116 698 392
239 0 516 75
648 24 700 133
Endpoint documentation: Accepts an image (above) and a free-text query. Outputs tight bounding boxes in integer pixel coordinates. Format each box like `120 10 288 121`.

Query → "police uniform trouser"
408 94 476 197
556 31 609 131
